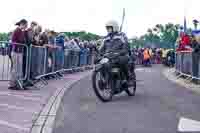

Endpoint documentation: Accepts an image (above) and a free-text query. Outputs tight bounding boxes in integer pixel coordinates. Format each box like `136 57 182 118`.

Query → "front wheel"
126 71 136 96
92 71 113 102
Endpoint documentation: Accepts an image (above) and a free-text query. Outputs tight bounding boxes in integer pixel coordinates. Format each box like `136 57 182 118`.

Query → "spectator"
55 33 65 70
46 30 57 73
23 22 38 86
71 39 81 67
64 37 71 49
39 29 49 46
143 48 151 66
177 32 192 51
86 41 92 65
138 48 143 64
79 42 85 66
157 48 162 64
90 41 97 65
9 19 28 90
25 21 37 45
64 37 72 68
83 41 89 65
56 33 65 49
47 30 56 45
32 25 42 46
72 38 81 50
192 34 200 78
30 25 43 79
162 48 168 63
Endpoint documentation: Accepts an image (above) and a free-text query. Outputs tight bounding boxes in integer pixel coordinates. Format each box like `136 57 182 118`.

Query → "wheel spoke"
95 71 112 99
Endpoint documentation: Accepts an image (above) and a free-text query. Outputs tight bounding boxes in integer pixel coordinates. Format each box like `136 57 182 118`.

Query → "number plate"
112 68 120 73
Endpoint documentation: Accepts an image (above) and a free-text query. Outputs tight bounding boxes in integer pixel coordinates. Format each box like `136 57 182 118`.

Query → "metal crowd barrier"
0 41 29 89
0 42 12 81
175 51 200 81
28 45 47 81
0 41 95 89
63 49 72 69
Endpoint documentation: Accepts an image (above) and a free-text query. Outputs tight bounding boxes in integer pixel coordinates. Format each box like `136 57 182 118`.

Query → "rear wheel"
92 71 113 102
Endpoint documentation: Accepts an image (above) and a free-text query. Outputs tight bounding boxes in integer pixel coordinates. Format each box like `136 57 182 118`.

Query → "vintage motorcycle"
92 52 136 102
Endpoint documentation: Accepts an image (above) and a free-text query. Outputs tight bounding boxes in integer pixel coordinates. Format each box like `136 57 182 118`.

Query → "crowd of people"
175 31 200 78
175 31 200 53
9 19 193 90
8 19 98 90
132 47 175 66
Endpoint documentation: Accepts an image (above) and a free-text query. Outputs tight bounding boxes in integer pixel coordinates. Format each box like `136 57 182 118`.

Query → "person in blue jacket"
79 42 85 66
55 33 65 70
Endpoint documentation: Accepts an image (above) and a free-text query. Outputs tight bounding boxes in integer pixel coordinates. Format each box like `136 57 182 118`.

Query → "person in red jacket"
177 32 192 51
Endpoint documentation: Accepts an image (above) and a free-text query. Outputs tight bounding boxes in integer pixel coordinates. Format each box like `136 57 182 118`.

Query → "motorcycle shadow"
110 92 142 103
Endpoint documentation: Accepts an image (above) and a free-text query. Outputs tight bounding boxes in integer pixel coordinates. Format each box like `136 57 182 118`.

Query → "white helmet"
105 20 119 32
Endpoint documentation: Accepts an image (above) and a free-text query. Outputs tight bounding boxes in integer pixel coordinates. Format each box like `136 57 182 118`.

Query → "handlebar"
95 52 120 64
103 52 119 58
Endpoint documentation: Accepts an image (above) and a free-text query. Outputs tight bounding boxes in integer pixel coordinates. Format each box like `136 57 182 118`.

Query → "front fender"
94 64 103 72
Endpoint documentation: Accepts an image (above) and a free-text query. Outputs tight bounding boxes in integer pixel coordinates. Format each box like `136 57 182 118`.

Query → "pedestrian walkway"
0 71 91 133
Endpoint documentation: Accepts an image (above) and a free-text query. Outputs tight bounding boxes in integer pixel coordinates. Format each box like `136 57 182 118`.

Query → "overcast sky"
0 0 200 37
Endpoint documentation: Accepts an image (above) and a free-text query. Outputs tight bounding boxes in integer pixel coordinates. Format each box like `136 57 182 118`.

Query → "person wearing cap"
9 19 28 90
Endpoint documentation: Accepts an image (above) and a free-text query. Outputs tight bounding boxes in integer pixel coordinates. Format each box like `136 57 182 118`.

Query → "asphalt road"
53 65 200 133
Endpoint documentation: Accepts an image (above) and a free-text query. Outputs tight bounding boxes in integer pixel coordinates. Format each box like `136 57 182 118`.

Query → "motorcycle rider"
99 20 130 87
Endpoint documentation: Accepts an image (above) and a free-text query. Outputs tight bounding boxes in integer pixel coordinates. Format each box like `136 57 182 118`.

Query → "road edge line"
30 71 91 133
162 68 200 95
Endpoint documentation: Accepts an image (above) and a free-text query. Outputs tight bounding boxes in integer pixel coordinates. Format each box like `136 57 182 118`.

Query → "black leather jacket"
99 32 130 56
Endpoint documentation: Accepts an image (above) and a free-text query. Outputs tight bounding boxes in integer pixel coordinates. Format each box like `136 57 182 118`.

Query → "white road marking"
178 117 200 132
0 104 34 113
0 119 29 131
135 68 153 73
135 68 144 71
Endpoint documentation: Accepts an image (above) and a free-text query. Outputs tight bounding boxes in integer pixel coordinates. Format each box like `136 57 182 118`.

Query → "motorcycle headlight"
100 58 109 64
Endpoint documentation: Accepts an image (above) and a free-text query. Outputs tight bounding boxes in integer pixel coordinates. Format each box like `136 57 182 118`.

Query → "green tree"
0 33 9 41
129 23 181 49
64 31 100 41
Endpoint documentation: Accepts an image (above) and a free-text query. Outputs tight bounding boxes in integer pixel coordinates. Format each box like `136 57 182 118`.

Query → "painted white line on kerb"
178 117 200 132
9 92 43 97
0 104 34 113
0 93 41 102
0 119 29 131
0 91 43 97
